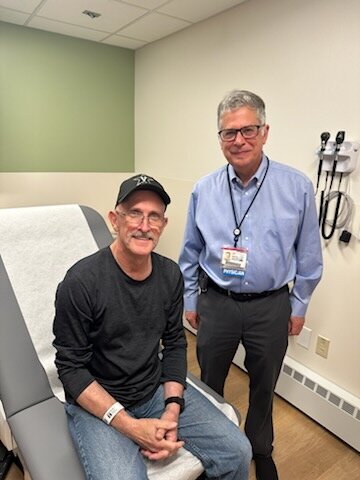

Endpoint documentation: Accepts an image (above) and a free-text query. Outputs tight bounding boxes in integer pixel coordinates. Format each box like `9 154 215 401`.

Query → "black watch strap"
164 396 185 413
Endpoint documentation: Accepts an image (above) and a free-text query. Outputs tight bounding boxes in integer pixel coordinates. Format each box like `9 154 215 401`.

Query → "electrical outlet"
297 326 312 349
316 335 330 358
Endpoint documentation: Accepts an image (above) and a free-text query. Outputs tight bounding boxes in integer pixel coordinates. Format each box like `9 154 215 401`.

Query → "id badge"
221 247 248 277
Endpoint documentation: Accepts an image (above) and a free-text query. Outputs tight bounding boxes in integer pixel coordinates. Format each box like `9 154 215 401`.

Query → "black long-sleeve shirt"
53 247 187 407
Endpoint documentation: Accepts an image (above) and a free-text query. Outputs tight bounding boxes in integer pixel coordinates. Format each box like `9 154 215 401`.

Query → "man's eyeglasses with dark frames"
218 125 264 142
116 209 165 228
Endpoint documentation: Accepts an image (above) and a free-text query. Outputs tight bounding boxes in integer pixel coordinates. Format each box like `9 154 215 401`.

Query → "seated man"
53 174 252 480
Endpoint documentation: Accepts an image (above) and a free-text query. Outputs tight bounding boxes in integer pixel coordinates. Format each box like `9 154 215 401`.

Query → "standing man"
179 90 323 480
53 174 252 480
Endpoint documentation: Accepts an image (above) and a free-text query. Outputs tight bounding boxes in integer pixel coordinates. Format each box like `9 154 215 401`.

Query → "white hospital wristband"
102 402 124 425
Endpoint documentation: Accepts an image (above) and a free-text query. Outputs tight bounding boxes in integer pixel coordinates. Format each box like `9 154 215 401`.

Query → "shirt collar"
228 154 268 188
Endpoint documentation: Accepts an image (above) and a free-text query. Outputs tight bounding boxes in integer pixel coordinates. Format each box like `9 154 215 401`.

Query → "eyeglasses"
116 209 165 228
218 125 264 142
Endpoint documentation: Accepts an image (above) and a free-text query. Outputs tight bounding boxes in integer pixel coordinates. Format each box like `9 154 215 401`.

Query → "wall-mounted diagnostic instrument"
316 131 359 242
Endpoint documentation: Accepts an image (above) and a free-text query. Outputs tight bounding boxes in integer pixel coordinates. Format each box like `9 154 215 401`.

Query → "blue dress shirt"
179 155 323 317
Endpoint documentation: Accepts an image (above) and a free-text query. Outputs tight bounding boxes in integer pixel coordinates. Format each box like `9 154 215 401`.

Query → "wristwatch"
164 396 185 413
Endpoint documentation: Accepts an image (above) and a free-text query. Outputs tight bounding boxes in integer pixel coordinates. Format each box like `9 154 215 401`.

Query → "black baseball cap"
115 174 171 207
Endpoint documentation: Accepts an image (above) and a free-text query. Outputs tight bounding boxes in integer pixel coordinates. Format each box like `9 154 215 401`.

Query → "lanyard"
226 157 270 247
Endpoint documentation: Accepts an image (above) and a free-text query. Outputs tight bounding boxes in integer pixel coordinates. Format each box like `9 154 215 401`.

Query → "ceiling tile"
119 11 190 42
0 0 251 50
158 0 246 23
36 0 147 33
103 33 147 50
0 0 41 13
0 6 30 24
28 16 108 42
121 0 169 9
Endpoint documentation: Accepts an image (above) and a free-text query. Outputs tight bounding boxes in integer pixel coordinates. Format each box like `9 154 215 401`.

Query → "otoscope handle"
315 132 330 195
328 131 345 192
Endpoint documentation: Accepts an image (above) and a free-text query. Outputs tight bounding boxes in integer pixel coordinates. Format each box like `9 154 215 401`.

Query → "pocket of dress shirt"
261 217 299 252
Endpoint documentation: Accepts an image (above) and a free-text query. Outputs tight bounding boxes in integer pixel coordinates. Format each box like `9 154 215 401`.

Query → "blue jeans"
65 382 252 480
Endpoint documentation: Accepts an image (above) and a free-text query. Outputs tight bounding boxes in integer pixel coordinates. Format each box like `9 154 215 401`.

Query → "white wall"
135 0 360 400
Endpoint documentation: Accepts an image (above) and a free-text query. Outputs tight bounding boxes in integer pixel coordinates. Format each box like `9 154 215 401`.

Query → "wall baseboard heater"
233 347 360 452
185 322 359 452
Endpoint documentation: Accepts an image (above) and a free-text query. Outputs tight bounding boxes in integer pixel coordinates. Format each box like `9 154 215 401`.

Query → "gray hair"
217 90 266 129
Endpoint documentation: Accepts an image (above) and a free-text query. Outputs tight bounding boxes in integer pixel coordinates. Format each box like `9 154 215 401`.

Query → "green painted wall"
0 22 134 172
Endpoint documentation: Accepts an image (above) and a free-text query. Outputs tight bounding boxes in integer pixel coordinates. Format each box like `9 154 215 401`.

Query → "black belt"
207 278 287 302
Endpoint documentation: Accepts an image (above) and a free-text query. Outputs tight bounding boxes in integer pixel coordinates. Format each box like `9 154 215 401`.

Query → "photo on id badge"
221 247 248 277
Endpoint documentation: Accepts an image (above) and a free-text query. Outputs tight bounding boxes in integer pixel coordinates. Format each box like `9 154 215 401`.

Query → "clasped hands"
122 409 184 461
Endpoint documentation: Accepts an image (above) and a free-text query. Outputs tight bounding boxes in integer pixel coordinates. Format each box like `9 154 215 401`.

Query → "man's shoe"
0 442 14 480
254 455 278 480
